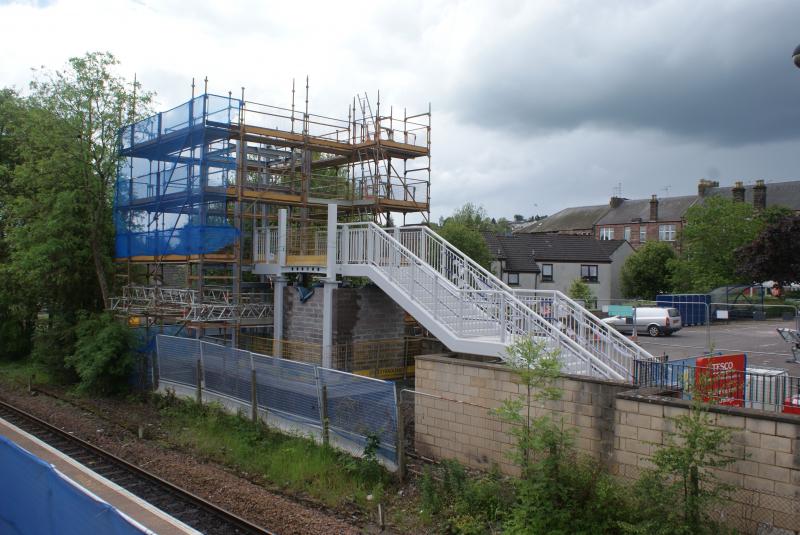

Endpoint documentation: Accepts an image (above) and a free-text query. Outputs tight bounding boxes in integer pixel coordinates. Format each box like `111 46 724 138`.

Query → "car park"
601 307 682 337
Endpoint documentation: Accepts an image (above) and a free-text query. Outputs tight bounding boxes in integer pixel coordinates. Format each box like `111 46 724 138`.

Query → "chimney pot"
753 179 767 212
732 181 745 203
649 195 659 221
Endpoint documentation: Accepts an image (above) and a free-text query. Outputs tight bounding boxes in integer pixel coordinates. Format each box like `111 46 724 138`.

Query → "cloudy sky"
2 0 800 222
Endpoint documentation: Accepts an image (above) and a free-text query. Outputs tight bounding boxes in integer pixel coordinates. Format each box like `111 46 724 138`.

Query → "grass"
0 358 58 387
156 394 391 509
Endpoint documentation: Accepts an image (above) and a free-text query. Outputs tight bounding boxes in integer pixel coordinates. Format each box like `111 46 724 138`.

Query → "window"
581 264 598 283
541 264 553 282
639 226 647 243
659 224 676 242
507 272 519 285
599 227 614 240
623 226 631 241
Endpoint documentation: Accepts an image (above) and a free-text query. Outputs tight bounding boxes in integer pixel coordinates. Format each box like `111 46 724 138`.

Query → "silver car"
601 307 682 337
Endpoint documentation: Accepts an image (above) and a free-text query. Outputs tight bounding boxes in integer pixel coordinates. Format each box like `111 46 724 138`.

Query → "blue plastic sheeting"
115 225 240 258
0 436 149 535
114 93 242 259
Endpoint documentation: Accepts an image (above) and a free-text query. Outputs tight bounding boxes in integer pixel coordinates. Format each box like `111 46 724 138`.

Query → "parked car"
601 307 682 337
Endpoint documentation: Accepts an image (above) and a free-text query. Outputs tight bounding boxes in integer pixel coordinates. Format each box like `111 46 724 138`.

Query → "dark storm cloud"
452 1 800 146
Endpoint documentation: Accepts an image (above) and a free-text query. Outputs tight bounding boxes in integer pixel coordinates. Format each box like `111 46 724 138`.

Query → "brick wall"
414 354 800 533
283 286 325 343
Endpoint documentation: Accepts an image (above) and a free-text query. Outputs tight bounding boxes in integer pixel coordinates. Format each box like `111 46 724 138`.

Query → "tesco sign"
694 354 747 407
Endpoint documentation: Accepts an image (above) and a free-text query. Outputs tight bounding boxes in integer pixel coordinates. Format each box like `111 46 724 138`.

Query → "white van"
601 307 682 337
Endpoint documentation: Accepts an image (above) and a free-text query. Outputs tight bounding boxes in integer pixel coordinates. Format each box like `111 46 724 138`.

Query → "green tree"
624 393 736 535
568 278 595 308
438 220 493 268
66 312 133 394
620 242 677 300
496 338 630 534
735 215 800 285
676 196 765 291
26 52 152 304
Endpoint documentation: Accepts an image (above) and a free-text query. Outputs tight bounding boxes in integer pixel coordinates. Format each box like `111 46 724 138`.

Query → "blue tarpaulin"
0 435 149 535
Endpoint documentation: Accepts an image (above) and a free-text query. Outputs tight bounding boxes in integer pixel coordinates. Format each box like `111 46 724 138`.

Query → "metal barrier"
155 335 400 469
633 359 800 413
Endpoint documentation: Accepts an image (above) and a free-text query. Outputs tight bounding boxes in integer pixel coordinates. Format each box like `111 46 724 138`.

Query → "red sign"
694 354 746 407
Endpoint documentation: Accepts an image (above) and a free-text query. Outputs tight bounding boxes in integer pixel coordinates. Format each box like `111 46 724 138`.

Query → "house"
483 233 635 302
516 179 800 251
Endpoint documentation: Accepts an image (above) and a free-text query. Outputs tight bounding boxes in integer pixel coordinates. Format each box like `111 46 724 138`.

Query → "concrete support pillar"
322 280 336 369
278 208 288 267
326 203 338 280
273 276 286 357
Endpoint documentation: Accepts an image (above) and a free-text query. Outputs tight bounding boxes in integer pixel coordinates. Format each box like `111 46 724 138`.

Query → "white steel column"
322 203 337 368
278 208 287 267
273 276 286 357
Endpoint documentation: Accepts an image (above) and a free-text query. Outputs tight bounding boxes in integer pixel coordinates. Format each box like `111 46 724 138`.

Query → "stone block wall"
614 394 799 533
414 354 630 475
282 284 406 346
414 354 800 534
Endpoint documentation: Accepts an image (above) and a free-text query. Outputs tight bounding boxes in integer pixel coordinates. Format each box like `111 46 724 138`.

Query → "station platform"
0 417 200 535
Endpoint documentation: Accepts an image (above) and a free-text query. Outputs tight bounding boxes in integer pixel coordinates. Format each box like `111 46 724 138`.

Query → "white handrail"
394 225 656 376
337 223 624 380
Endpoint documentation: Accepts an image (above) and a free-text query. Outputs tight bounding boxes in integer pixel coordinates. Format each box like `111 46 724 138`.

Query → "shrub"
65 312 133 394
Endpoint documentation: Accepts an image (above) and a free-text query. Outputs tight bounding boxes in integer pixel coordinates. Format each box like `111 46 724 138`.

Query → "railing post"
278 209 288 266
326 203 337 279
499 292 506 343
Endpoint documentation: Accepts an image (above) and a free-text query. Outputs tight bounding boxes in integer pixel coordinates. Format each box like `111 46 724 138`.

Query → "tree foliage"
568 278 595 308
676 197 766 291
438 220 494 269
65 312 133 394
0 52 149 382
620 241 677 300
735 215 800 285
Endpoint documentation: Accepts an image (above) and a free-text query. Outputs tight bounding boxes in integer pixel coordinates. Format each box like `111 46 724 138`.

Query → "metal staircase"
336 223 656 381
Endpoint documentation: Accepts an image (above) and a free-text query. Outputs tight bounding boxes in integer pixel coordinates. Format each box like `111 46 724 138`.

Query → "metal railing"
633 359 800 413
336 222 625 380
393 225 655 377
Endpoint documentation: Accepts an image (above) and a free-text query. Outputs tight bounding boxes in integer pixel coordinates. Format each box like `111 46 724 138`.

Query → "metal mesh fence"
156 335 200 387
318 368 398 462
155 335 398 466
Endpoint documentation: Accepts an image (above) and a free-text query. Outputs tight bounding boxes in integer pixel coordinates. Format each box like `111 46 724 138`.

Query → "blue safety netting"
114 94 242 258
0 436 149 535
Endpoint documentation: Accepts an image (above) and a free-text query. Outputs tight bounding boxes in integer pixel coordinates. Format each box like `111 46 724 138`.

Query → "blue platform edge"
0 434 150 535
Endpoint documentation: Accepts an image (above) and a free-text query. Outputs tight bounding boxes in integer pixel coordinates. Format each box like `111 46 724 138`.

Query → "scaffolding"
111 80 431 343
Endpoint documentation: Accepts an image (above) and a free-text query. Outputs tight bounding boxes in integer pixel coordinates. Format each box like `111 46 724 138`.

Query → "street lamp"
794 43 800 69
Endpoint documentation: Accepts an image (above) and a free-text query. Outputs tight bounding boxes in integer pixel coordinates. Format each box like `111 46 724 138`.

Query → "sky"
1 0 800 223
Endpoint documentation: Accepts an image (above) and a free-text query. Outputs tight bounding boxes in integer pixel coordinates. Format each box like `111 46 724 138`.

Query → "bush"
64 312 133 394
420 460 513 534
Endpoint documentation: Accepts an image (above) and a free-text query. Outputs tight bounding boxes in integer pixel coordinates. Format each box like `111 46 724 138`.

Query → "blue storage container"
655 294 710 326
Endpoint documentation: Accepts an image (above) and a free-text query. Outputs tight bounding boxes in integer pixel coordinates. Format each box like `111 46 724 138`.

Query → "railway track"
0 399 274 535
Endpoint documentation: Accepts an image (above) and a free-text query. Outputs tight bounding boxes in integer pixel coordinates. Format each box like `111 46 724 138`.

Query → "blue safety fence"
0 436 149 535
156 335 399 467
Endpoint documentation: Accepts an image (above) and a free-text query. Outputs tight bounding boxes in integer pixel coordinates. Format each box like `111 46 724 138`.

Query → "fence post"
251 368 258 422
321 384 330 447
396 394 406 482
195 358 202 405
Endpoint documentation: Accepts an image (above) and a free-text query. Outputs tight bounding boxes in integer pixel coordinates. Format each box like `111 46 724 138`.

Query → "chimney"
697 178 719 197
609 196 625 209
732 181 745 203
649 194 658 221
753 179 766 212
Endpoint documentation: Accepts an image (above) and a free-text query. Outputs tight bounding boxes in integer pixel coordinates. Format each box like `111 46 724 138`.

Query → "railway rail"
0 399 274 535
